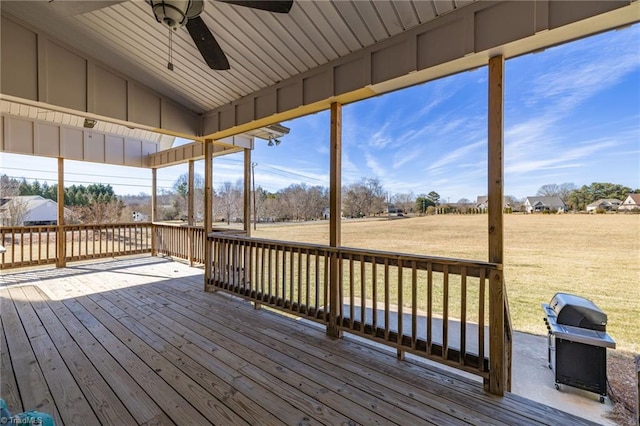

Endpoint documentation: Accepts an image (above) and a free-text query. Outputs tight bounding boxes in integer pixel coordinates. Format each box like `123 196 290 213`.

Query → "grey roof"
525 196 566 208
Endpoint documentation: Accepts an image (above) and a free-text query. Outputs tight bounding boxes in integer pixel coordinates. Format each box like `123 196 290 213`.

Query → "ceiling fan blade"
217 0 293 14
186 16 230 70
49 0 127 16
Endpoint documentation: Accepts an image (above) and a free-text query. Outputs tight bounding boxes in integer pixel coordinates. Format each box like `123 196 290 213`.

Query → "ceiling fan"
50 0 294 70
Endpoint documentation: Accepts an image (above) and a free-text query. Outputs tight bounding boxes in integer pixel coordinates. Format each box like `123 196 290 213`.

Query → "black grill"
542 292 615 402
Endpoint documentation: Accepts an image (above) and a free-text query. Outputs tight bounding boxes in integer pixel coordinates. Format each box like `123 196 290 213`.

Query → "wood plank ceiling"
0 0 474 114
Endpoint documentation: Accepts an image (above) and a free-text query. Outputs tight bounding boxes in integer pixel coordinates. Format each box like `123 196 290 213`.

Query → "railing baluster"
427 262 433 355
314 252 320 318
305 249 310 315
349 254 354 329
338 253 344 324
289 248 294 308
297 247 302 313
268 244 274 301
360 254 366 332
443 264 450 361
36 228 41 264
397 259 403 359
372 259 377 332
19 228 24 264
323 250 329 322
260 243 266 300
460 266 468 365
479 268 486 370
384 258 389 341
412 260 418 350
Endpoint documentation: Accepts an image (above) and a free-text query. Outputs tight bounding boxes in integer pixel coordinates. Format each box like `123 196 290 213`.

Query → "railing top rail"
0 225 59 231
208 233 501 271
63 222 152 228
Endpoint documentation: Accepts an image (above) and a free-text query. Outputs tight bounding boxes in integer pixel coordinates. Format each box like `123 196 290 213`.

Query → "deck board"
0 256 600 425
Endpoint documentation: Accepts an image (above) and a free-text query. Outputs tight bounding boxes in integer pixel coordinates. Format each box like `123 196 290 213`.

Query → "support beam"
204 139 213 290
487 54 506 396
56 157 66 268
327 102 343 339
243 148 252 237
188 160 195 226
151 168 157 256
188 159 195 266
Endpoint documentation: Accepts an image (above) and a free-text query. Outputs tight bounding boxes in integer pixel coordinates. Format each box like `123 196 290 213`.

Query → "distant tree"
216 180 243 224
0 175 22 198
505 195 523 212
427 191 441 205
74 198 125 223
567 182 632 211
536 183 577 203
391 192 415 214
172 172 205 222
414 194 435 214
4 198 29 226
342 178 386 218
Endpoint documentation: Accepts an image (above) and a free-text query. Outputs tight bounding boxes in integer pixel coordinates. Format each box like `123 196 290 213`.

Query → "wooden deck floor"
1 256 597 425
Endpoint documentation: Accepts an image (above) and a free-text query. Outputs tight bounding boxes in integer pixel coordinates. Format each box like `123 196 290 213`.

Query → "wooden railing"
207 233 511 382
1 223 152 269
153 224 245 265
154 223 205 265
63 223 152 262
0 225 58 269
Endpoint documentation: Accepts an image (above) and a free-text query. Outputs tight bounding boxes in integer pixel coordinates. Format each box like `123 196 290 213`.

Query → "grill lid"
549 292 606 331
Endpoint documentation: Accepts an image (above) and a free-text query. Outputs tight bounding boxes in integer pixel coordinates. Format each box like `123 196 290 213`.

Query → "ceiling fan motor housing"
148 0 203 29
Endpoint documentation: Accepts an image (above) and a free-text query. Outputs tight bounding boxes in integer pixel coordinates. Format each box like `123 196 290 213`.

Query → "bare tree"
391 192 415 214
342 178 386 218
73 198 125 224
1 175 29 226
536 183 576 203
3 197 29 226
216 180 243 224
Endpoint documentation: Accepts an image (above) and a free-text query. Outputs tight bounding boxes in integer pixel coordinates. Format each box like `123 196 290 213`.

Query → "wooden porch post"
327 102 343 339
487 54 506 396
151 168 157 256
204 139 214 291
56 157 66 268
188 159 195 266
243 148 252 238
188 159 195 226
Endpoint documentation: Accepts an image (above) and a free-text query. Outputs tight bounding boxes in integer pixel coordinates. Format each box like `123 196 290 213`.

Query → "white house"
523 196 566 213
0 195 72 226
586 199 622 213
618 194 640 211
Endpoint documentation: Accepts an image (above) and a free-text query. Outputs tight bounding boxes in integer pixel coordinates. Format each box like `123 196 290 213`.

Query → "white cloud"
427 140 485 174
364 151 386 178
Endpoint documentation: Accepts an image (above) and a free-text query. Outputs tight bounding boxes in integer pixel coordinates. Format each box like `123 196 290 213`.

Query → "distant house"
0 195 72 226
132 211 149 222
523 196 566 213
475 195 513 210
618 193 640 211
586 199 622 213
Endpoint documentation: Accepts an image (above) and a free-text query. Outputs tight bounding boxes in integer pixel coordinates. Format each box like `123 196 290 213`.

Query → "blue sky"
2 25 639 201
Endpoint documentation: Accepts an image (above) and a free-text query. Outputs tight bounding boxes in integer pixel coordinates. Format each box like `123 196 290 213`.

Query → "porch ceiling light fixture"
148 0 202 30
83 118 97 128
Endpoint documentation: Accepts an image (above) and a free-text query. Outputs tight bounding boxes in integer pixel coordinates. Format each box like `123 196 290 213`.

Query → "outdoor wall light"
83 118 97 128
267 139 274 146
